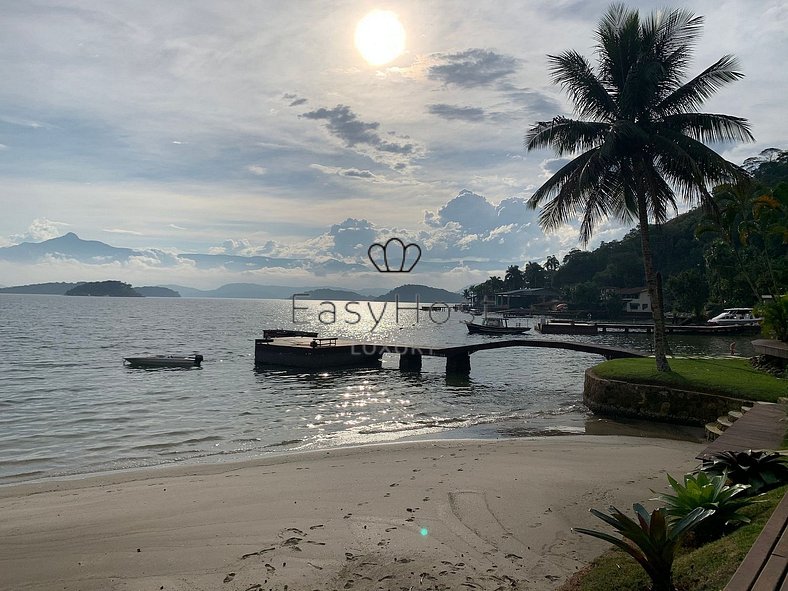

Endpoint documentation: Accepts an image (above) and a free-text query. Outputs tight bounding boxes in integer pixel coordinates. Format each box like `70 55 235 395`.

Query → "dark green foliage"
64 280 142 297
666 269 710 319
654 472 752 544
755 295 788 341
701 450 788 495
574 504 712 591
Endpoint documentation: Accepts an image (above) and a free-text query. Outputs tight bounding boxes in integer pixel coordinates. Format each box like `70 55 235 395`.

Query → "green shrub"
654 472 752 544
701 450 788 495
573 504 712 591
755 295 788 341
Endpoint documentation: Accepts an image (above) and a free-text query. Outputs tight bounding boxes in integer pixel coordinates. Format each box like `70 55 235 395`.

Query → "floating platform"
255 336 383 369
535 321 761 336
254 334 644 374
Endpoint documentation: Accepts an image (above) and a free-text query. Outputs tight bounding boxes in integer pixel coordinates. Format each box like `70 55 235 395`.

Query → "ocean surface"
0 294 755 485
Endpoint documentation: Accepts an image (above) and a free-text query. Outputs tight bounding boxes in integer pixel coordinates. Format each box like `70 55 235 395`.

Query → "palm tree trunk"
637 196 671 372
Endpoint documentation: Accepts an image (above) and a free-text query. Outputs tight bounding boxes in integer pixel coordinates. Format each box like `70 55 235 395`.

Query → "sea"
0 294 755 486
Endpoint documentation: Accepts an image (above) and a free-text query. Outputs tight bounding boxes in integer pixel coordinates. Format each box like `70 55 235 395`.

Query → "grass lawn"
560 484 788 591
592 357 787 402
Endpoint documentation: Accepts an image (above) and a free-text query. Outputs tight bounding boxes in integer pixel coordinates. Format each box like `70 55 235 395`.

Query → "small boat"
464 316 530 335
124 354 204 368
708 308 761 326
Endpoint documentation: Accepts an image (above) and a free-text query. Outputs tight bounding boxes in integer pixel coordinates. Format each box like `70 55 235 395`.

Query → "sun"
355 10 405 66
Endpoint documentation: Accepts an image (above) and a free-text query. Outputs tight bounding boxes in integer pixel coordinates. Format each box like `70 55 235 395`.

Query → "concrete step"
742 405 753 413
705 422 725 441
728 410 744 421
716 416 735 429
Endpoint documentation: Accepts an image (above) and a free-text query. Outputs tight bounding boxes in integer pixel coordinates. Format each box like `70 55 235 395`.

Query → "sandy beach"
0 435 702 591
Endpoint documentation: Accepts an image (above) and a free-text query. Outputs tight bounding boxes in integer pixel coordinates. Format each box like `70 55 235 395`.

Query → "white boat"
124 354 203 368
708 308 761 326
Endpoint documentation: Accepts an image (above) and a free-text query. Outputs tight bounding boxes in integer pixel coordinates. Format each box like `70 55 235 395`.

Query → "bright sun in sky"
355 10 406 66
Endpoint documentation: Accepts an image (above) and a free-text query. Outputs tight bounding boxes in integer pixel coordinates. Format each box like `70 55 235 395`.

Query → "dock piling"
399 352 423 372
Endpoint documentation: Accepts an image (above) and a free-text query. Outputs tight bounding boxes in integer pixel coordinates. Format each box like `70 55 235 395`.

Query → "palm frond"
657 55 744 115
525 117 610 154
660 112 754 143
596 4 642 93
547 51 618 121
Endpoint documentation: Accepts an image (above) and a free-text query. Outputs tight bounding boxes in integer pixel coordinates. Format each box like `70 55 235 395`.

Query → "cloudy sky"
0 0 785 289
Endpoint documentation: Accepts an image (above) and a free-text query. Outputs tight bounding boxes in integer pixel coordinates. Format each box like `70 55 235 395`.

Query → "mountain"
135 286 180 297
0 282 83 295
0 233 139 263
378 284 463 303
300 288 367 300
65 281 142 297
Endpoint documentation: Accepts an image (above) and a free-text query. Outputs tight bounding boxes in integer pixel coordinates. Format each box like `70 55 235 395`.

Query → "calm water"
0 294 755 485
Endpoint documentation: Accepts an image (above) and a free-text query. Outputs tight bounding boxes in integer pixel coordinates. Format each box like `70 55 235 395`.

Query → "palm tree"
544 255 560 272
525 4 753 371
504 265 525 290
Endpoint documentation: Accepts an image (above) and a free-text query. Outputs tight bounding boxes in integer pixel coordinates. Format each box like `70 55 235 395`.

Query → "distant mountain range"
0 281 461 301
0 281 180 297
0 232 485 275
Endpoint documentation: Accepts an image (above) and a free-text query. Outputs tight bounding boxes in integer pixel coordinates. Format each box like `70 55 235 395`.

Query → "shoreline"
0 414 704 491
1 435 703 591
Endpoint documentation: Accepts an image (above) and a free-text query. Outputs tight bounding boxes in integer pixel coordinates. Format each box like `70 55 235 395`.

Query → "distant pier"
536 321 760 336
254 335 645 375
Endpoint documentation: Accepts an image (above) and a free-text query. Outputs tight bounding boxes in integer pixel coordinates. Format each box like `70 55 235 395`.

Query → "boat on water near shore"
124 354 203 368
708 308 761 326
464 316 531 335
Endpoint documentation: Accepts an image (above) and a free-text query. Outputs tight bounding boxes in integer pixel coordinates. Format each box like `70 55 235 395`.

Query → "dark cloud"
428 49 519 88
339 168 375 179
427 104 486 122
289 98 307 107
541 157 572 175
300 105 413 156
501 88 562 117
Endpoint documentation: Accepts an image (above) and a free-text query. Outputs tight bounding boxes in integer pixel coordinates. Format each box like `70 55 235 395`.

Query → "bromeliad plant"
702 450 788 495
654 472 752 544
574 504 712 591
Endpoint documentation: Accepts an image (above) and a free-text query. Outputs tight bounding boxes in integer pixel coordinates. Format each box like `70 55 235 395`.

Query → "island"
64 281 142 297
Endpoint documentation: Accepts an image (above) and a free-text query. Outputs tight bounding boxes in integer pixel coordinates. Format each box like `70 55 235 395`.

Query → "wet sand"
0 436 702 591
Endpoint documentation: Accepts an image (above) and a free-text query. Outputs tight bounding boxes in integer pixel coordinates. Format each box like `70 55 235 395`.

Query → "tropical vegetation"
561 485 787 591
573 504 712 591
701 450 788 495
654 472 752 544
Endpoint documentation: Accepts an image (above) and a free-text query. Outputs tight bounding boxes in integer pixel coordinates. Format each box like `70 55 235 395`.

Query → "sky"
0 0 785 290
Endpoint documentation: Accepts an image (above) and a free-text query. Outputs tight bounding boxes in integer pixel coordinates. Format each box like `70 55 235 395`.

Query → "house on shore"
494 288 561 311
605 287 652 314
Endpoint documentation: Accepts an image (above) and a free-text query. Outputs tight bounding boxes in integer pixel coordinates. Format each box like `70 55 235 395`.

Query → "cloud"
10 218 69 243
540 157 572 177
339 168 376 179
246 164 267 175
102 228 143 235
168 224 187 230
299 105 422 168
427 49 519 88
427 104 486 122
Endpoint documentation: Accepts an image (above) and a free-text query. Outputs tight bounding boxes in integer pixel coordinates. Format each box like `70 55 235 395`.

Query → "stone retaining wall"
583 369 750 426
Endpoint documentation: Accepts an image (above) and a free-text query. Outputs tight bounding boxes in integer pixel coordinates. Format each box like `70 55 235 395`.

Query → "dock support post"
399 352 422 372
445 353 471 375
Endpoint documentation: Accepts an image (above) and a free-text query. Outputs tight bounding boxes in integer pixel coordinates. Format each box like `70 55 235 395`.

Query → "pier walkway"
254 336 646 374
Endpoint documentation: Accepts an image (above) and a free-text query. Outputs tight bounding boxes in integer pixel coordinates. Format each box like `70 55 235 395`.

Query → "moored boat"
708 308 761 326
464 316 530 335
124 354 204 368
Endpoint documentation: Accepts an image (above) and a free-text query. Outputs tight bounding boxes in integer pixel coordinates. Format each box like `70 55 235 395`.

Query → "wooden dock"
697 403 788 460
254 335 646 374
536 321 760 336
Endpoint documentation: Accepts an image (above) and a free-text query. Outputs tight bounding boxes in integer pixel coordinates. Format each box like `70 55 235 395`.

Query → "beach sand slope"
0 436 701 591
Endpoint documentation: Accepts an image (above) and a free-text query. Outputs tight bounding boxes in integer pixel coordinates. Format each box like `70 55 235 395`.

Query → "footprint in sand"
309 524 324 530
223 572 235 583
264 563 276 574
